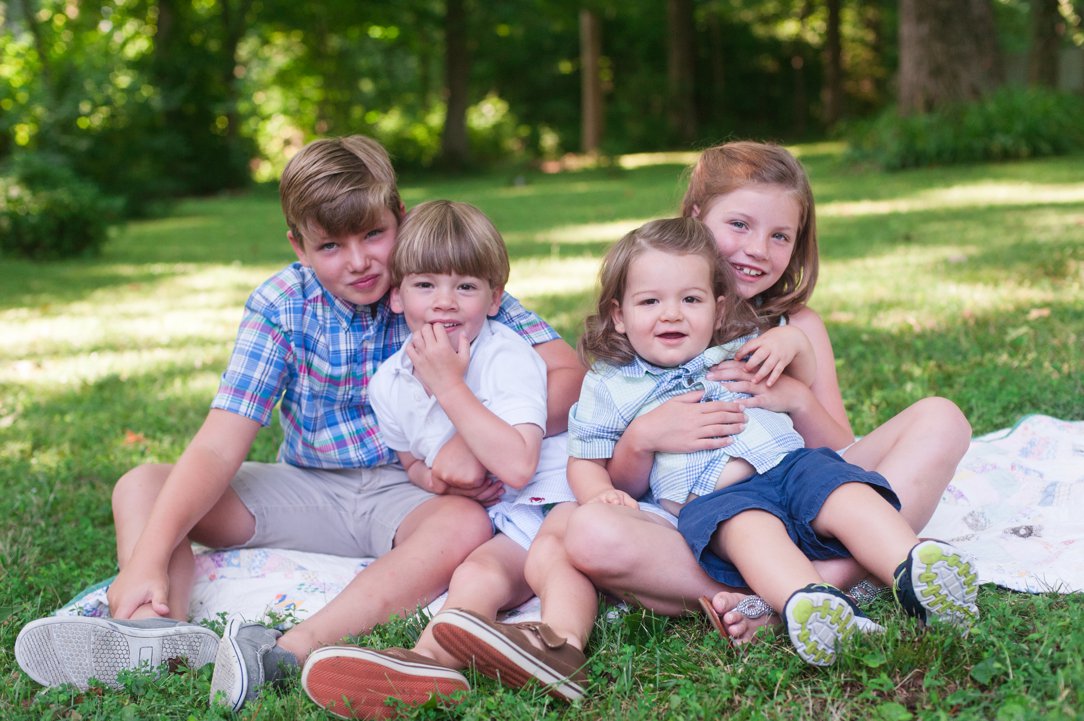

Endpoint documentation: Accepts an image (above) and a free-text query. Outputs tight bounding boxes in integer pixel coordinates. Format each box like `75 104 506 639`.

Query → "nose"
433 286 457 309
660 299 682 321
744 233 768 259
345 241 369 272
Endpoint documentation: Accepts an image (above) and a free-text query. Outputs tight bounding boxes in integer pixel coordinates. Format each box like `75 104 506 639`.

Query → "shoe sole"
430 609 584 701
208 616 248 712
14 616 218 689
301 647 469 720
784 591 861 666
910 540 980 631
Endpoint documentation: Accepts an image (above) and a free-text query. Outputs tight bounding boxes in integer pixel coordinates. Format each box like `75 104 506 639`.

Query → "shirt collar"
616 333 756 379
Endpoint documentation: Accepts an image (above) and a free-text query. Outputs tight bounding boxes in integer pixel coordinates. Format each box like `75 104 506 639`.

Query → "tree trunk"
666 0 697 145
898 0 1004 115
1027 0 1061 87
580 8 603 154
441 0 471 169
821 0 843 127
218 0 254 142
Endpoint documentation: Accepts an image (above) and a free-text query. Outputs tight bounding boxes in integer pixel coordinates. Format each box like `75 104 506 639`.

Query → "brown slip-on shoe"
431 608 586 701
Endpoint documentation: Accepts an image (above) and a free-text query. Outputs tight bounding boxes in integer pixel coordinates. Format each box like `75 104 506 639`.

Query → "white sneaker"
15 616 219 689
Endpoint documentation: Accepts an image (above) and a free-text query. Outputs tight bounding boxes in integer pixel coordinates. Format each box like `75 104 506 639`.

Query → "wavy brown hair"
680 141 818 327
579 217 759 367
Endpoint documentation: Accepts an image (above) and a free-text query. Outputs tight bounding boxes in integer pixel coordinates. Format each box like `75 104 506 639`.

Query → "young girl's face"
695 184 801 300
611 248 722 368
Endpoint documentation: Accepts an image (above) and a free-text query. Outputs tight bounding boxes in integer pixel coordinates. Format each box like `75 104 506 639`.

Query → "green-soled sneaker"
893 539 979 633
782 584 884 666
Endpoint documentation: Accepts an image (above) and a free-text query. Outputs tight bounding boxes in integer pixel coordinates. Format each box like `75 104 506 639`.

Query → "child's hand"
106 561 171 620
713 368 813 415
625 391 745 453
733 326 812 386
406 323 470 395
447 475 505 506
585 488 639 509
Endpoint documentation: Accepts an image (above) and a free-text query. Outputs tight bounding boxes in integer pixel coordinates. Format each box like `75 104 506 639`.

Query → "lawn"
1 142 1082 719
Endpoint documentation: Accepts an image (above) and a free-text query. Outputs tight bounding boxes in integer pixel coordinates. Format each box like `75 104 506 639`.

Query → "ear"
288 230 310 266
487 285 504 316
714 296 726 329
690 203 702 219
610 298 626 334
390 287 404 314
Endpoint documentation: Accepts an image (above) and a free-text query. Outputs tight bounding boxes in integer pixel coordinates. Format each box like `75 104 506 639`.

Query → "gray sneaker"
208 616 298 711
893 539 980 632
782 584 885 666
14 616 219 689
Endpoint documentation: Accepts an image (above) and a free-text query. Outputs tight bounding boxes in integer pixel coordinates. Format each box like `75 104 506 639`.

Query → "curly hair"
579 217 759 367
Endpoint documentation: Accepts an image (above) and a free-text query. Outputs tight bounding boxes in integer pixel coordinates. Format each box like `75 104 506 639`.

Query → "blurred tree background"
1 0 1083 252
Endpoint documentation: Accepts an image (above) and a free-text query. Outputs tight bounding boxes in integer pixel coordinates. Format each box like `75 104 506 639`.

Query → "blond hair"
279 135 403 243
390 200 510 289
579 217 759 367
680 141 819 326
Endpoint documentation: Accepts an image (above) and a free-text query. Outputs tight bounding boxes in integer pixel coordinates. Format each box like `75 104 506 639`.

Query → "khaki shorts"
229 462 433 557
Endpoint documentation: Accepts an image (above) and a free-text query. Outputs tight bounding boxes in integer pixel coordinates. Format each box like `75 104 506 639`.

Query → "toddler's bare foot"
699 592 778 645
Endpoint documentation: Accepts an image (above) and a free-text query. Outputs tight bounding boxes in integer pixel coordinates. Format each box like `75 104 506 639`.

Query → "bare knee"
564 504 635 578
914 397 971 452
451 551 514 592
523 528 563 588
401 496 492 555
112 463 171 523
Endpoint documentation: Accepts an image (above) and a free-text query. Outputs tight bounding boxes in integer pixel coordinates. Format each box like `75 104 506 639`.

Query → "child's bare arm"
408 324 543 489
568 457 637 508
107 409 259 619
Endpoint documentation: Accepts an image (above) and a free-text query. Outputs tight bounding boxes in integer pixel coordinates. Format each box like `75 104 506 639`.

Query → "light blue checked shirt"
567 334 805 505
211 263 559 469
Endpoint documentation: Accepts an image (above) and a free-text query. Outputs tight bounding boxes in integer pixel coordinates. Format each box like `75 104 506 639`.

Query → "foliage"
846 87 1084 170
1 0 910 194
1 145 1083 719
1 1 253 216
0 152 120 260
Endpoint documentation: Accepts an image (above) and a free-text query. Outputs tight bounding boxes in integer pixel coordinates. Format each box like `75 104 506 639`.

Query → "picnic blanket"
58 414 1084 626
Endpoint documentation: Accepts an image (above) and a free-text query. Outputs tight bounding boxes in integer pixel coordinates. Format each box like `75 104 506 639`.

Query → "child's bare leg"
112 463 256 621
413 534 530 667
565 502 775 642
819 398 970 591
711 510 821 613
277 495 491 664
524 504 595 650
810 483 920 585
843 397 970 531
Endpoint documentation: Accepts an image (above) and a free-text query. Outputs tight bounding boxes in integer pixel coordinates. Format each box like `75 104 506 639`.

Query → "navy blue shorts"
677 447 900 588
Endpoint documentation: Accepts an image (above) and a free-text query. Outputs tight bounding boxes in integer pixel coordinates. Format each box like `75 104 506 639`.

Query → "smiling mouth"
657 332 686 340
432 321 461 329
732 264 765 278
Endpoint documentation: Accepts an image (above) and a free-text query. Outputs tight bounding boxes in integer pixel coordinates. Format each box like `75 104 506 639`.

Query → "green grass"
2 143 1083 719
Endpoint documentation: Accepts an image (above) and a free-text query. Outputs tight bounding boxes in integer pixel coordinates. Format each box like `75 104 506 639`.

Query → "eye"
729 220 748 231
637 298 659 306
458 282 478 291
365 227 385 240
683 295 703 304
772 232 792 243
413 280 433 289
319 242 338 251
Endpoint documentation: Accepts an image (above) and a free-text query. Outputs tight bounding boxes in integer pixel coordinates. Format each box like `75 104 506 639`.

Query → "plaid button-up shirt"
568 335 804 505
212 263 558 469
